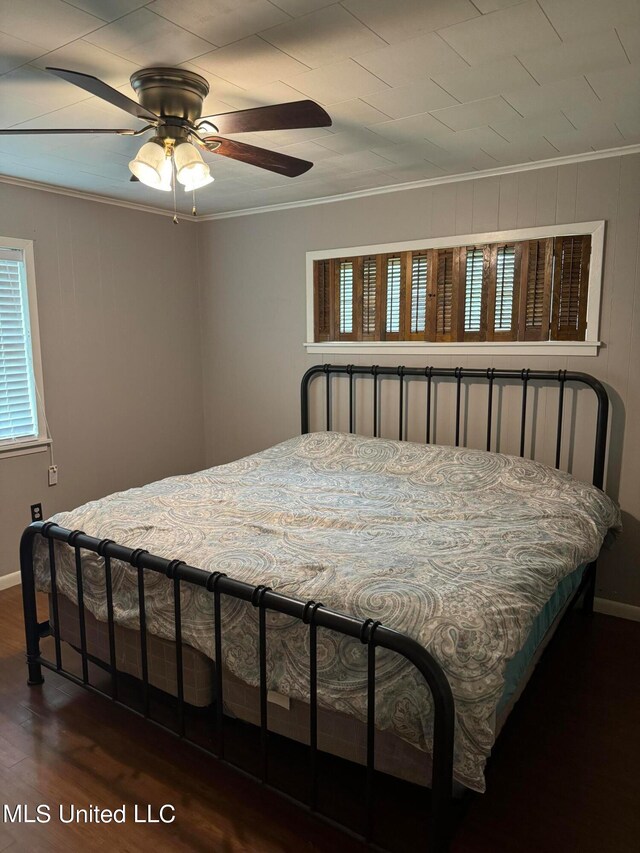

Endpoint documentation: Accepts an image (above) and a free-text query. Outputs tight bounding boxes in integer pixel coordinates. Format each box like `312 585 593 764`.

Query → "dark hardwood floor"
0 584 638 852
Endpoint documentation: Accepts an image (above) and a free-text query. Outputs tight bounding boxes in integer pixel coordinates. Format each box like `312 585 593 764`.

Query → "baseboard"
594 597 640 622
0 571 20 592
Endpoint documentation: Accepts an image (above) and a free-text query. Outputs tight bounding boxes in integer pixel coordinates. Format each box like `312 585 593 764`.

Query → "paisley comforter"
34 432 620 791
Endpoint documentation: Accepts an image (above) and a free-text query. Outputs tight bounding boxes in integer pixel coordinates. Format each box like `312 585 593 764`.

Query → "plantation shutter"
487 243 519 341
432 247 459 342
362 255 377 339
0 247 38 442
551 235 591 341
312 231 592 345
385 255 403 340
337 259 360 340
338 261 353 335
518 239 552 340
406 251 428 340
313 258 332 341
463 246 488 341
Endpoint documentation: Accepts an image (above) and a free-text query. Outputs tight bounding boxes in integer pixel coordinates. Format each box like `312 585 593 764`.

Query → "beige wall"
197 153 640 607
2 156 637 607
0 183 205 579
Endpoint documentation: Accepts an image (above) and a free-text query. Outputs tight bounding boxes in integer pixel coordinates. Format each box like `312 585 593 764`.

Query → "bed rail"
20 521 455 852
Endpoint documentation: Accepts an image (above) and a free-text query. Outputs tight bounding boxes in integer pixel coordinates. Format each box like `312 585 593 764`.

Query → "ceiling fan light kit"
173 142 211 189
0 64 332 216
182 173 214 193
157 156 174 193
128 138 213 193
128 139 167 188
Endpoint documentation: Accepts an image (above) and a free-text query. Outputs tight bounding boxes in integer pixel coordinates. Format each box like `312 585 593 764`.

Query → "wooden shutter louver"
519 239 552 340
551 235 591 341
494 246 515 331
434 248 458 341
362 256 377 338
464 247 484 337
338 259 355 339
385 255 402 339
314 258 332 341
408 252 428 339
463 246 489 341
487 243 519 341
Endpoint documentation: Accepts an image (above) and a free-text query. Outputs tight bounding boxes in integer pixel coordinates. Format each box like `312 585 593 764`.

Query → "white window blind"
0 246 38 443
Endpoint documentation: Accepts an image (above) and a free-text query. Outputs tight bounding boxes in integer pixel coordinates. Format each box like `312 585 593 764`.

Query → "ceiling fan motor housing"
0 65 327 185
130 67 210 125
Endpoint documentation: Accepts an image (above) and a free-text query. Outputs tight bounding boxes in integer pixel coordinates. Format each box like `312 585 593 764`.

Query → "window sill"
304 341 601 357
0 438 51 459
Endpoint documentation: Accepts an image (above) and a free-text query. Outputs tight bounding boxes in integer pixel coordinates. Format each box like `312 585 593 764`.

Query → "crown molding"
197 144 640 221
0 173 191 220
1 144 639 222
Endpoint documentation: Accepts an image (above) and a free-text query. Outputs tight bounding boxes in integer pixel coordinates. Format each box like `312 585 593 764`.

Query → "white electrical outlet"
48 465 58 486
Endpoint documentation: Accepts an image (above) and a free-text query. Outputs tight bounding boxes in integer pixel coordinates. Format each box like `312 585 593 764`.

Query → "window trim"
305 221 604 356
0 236 49 457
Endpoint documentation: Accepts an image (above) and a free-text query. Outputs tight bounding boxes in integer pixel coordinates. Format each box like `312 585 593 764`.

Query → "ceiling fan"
0 66 332 194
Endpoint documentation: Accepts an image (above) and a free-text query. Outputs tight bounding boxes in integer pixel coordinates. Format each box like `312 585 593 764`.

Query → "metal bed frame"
20 365 610 852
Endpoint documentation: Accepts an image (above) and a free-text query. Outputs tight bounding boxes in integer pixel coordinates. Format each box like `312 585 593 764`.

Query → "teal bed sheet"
498 563 587 716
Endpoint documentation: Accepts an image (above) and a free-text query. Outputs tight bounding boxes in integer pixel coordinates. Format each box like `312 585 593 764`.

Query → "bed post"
582 375 607 618
582 561 597 615
19 522 45 686
300 364 326 434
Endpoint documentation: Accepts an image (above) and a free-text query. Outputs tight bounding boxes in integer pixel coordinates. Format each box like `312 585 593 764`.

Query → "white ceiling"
0 0 639 217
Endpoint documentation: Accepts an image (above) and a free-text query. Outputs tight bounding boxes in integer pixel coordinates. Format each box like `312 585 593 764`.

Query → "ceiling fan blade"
46 67 158 122
199 100 331 135
0 128 138 134
202 136 313 177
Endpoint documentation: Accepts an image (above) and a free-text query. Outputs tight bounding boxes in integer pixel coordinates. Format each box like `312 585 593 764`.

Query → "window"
0 237 47 456
307 222 604 356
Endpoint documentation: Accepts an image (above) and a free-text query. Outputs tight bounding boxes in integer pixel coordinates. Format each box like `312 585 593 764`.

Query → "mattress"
34 432 621 792
49 561 585 789
50 592 448 787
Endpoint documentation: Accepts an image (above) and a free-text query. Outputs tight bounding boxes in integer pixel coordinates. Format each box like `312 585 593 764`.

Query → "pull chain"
172 150 179 224
192 188 197 217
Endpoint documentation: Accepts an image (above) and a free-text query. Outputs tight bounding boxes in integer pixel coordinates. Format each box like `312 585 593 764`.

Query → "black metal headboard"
300 365 609 490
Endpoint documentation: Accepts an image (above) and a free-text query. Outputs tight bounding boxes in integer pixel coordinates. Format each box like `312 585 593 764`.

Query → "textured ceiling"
0 0 639 216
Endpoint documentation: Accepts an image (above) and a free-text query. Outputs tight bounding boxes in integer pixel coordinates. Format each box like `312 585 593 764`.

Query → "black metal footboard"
20 521 456 852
